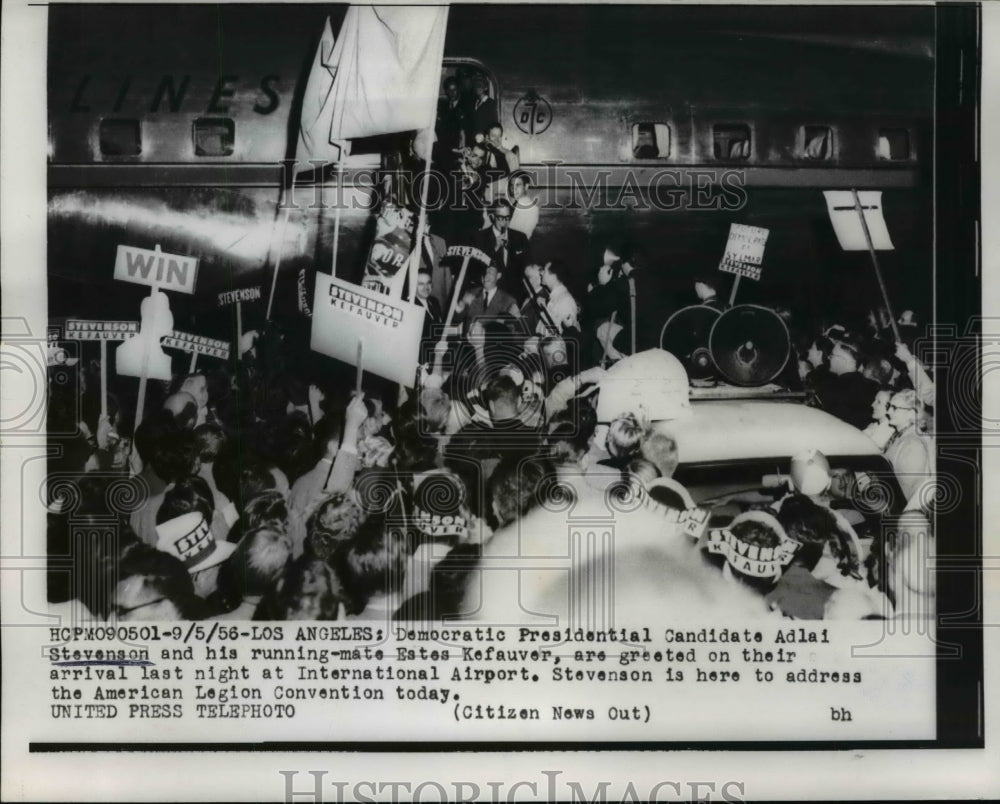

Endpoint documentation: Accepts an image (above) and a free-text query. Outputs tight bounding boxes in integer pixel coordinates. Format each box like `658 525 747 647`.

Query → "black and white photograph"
1 0 996 800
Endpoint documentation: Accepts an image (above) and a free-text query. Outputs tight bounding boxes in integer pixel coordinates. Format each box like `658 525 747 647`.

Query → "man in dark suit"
415 268 444 339
811 337 879 431
472 200 528 293
466 75 498 143
453 263 520 332
415 268 446 367
435 77 465 170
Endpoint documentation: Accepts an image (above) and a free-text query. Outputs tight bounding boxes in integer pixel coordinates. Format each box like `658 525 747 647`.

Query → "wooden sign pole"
627 275 637 353
331 161 345 279
444 255 471 329
99 339 108 420
728 274 742 308
408 132 436 301
851 188 901 343
266 204 294 322
355 338 365 395
236 300 244 359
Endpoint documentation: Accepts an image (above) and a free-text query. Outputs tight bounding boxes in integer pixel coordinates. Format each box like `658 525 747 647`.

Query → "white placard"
217 286 262 307
445 245 491 265
823 190 895 251
113 244 199 294
310 273 425 386
718 223 770 281
161 330 231 360
63 320 139 341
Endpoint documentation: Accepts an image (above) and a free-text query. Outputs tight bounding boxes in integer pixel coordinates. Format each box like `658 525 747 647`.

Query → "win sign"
113 245 199 294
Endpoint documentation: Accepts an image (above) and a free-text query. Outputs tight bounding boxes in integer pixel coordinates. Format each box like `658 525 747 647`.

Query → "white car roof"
653 401 881 464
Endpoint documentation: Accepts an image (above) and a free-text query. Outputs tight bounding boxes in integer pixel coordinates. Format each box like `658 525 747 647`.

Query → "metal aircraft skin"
47 4 933 336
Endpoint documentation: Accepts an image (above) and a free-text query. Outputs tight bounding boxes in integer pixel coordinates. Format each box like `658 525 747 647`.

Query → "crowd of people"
46 288 936 625
44 72 937 625
797 318 935 502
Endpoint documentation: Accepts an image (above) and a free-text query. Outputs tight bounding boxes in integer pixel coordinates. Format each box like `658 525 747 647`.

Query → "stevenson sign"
310 274 425 387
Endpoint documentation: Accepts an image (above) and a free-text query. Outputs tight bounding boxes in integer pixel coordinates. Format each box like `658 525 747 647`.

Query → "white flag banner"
325 6 449 141
823 190 895 251
297 16 350 164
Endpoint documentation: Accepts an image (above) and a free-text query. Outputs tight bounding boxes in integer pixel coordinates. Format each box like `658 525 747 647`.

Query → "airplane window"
98 119 142 157
193 118 235 157
877 129 910 160
712 124 751 160
801 126 833 160
631 123 671 158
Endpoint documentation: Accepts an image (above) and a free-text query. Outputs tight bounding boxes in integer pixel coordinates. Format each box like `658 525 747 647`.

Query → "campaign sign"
637 490 711 541
718 223 769 281
161 331 230 360
217 286 263 307
297 269 313 317
706 527 799 578
823 190 895 251
64 320 139 341
445 245 491 265
362 202 415 299
411 471 470 541
114 245 199 294
310 274 425 387
47 331 78 368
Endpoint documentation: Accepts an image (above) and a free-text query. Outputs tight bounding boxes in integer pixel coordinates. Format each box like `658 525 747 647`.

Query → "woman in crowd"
863 388 896 450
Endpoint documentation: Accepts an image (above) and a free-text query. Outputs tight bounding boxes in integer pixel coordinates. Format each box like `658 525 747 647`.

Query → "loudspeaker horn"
709 304 790 386
659 304 722 380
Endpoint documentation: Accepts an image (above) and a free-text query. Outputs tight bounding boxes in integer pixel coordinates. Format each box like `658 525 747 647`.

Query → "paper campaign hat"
155 511 235 574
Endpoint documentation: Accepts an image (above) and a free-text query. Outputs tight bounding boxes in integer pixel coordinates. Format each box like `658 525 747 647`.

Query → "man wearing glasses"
473 199 529 293
884 388 934 502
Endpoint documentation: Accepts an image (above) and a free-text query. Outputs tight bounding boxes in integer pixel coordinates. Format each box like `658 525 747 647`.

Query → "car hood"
652 401 880 464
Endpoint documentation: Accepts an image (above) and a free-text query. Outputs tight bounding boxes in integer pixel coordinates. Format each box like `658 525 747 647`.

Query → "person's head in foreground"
257 556 346 620
153 511 236 600
113 542 205 621
707 511 797 596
